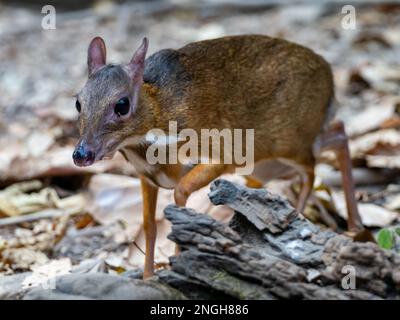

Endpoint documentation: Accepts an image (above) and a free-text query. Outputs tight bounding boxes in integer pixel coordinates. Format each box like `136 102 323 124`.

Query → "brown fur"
78 35 333 173
76 35 341 279
140 35 333 170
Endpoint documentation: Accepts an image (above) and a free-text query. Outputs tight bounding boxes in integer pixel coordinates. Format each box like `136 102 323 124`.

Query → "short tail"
322 94 338 132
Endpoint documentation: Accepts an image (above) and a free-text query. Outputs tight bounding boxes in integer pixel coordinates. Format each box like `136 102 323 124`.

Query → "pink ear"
127 37 148 80
87 37 106 76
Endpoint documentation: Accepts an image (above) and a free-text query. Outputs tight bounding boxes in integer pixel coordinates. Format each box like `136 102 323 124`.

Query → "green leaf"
377 228 394 250
395 228 400 237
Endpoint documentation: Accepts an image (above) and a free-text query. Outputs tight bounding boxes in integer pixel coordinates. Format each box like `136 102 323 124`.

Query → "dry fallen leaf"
0 180 86 217
1 248 49 273
349 128 400 159
22 258 72 290
360 63 400 93
332 190 398 227
346 100 395 137
0 216 70 274
366 154 400 169
385 193 400 211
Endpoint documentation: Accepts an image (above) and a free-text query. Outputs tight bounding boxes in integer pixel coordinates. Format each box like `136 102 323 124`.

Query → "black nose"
73 145 95 166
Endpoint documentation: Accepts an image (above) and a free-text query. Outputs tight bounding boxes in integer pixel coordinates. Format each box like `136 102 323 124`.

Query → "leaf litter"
0 2 399 280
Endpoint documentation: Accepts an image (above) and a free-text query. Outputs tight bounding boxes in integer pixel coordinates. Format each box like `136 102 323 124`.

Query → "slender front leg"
296 166 315 214
174 164 226 206
140 175 158 279
244 175 264 188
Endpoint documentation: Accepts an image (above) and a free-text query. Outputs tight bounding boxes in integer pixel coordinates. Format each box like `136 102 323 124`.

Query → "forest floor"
0 1 399 298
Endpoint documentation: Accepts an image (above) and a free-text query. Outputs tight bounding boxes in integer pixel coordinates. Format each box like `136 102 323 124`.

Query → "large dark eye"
75 100 81 113
114 97 130 116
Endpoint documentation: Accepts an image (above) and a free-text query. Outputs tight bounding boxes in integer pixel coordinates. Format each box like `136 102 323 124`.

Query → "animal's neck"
139 82 186 131
139 83 162 127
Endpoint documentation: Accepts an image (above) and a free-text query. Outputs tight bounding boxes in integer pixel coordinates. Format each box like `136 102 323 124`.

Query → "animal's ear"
126 37 148 81
88 37 106 76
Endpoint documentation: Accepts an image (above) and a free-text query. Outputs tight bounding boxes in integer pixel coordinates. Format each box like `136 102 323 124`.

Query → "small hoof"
346 228 375 243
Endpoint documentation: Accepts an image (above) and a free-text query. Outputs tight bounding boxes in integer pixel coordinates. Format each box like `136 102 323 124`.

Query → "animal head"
73 36 148 166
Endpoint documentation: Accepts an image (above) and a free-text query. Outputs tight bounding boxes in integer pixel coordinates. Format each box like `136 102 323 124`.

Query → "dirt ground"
0 1 399 283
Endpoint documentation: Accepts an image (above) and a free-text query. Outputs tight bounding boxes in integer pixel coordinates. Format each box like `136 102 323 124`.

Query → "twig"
131 241 164 269
131 241 146 256
0 207 81 226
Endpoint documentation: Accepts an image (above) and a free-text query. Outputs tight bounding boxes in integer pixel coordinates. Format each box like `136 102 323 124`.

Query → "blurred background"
0 1 399 278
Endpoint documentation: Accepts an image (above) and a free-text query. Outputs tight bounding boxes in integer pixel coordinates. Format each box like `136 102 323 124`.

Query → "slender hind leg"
279 158 315 214
174 164 226 255
174 164 226 206
291 162 339 229
244 175 264 188
316 121 363 232
296 165 315 214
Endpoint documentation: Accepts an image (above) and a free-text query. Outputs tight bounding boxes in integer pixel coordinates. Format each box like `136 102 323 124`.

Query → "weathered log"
159 179 400 300
208 178 298 233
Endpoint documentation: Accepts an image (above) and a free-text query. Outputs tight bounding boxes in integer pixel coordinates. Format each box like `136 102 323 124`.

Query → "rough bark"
159 179 400 300
3 179 399 300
